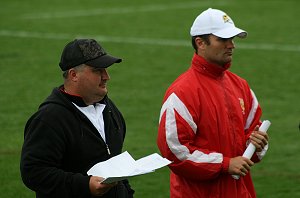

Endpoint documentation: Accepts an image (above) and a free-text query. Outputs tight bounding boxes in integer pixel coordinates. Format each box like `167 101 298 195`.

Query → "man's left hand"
249 126 269 152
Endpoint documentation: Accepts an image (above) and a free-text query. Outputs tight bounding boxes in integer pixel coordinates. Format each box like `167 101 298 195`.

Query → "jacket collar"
59 86 107 107
191 53 231 78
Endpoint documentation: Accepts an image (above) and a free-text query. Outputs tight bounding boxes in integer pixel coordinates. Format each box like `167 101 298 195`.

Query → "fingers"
250 130 269 151
228 156 254 176
241 158 253 173
239 167 247 176
241 158 253 172
250 135 264 150
89 176 117 196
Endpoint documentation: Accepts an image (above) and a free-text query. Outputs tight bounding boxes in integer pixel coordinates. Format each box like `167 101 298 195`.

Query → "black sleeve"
123 179 135 198
20 117 91 197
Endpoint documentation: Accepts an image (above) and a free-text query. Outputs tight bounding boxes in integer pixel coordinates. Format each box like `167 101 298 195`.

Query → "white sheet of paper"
232 120 271 180
87 151 171 183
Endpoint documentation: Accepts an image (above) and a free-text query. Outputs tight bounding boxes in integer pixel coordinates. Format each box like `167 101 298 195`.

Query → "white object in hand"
232 120 271 180
87 151 171 183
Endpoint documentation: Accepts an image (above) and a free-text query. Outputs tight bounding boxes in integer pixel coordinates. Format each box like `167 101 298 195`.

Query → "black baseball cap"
59 39 122 71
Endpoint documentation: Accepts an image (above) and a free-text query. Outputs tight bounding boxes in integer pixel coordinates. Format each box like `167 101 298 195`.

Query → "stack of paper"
87 151 171 183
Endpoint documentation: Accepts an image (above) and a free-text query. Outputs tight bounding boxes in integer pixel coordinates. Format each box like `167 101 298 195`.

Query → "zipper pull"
106 144 111 155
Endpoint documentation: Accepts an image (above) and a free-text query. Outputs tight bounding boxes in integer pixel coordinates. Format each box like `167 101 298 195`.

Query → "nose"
227 39 235 49
102 69 110 80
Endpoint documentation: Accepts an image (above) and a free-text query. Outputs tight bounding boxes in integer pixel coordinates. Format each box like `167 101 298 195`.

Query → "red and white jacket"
157 54 268 198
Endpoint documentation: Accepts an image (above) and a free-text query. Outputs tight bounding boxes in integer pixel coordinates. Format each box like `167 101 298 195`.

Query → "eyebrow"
90 67 106 73
87 66 102 71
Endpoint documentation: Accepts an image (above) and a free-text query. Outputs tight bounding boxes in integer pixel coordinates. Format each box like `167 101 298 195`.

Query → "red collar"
191 53 231 78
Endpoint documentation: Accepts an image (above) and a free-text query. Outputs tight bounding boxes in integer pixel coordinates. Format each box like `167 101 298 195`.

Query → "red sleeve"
157 93 228 181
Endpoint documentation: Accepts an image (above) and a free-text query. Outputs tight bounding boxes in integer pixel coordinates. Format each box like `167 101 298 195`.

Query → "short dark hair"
62 70 68 79
62 64 85 79
191 34 211 52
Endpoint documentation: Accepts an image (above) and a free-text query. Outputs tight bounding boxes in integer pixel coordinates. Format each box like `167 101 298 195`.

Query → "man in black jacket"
20 39 135 198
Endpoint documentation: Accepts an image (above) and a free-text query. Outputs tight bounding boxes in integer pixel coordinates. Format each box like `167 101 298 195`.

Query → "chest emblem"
238 98 245 115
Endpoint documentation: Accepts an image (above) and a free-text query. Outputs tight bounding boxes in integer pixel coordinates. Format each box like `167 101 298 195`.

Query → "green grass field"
1 0 299 197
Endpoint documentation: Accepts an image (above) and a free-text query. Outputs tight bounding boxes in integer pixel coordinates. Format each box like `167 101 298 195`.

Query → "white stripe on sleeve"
159 93 222 163
245 89 259 130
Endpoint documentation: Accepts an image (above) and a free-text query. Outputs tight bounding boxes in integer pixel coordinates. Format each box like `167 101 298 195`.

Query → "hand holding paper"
232 120 271 180
87 151 171 184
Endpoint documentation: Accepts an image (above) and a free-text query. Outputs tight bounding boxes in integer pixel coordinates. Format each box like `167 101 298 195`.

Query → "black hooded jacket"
20 87 134 198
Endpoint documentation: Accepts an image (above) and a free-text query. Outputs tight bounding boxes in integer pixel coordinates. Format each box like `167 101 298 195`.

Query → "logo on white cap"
190 8 247 39
223 15 232 24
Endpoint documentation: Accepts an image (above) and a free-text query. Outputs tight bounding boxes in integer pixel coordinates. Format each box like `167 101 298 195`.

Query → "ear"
68 69 79 82
195 37 207 51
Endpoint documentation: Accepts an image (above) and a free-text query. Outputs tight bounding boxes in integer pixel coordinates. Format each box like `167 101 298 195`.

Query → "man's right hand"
228 156 254 177
89 176 117 196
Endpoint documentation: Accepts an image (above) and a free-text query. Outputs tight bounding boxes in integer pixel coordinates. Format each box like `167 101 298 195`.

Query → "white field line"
21 2 227 19
1 30 300 52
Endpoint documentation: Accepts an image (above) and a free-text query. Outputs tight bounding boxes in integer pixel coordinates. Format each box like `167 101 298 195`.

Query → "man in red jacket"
157 8 269 198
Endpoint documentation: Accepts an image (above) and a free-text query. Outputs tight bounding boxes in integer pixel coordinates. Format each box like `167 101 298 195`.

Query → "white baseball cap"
190 8 247 38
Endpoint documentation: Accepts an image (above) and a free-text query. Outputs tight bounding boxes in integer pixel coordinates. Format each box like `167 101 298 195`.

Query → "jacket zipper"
220 78 236 154
106 143 111 155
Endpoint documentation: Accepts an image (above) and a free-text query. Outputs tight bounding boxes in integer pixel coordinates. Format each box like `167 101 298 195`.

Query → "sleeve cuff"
71 174 91 196
221 157 230 173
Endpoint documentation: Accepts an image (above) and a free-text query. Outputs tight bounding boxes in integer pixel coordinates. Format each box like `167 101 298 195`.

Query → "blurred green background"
1 0 299 197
